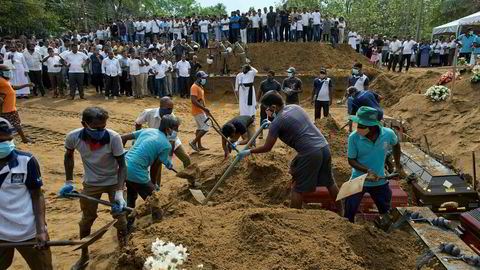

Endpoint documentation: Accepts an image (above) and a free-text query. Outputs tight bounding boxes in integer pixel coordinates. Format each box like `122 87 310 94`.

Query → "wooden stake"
423 135 430 156
473 151 477 191
451 46 458 101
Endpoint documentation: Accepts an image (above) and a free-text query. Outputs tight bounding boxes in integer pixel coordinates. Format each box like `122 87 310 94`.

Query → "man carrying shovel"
236 92 342 211
344 106 403 223
121 115 180 232
221 115 255 159
61 107 128 270
0 118 52 270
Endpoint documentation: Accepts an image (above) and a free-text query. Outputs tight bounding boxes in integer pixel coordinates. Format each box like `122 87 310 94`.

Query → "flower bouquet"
425 85 450 102
457 57 467 66
144 239 189 270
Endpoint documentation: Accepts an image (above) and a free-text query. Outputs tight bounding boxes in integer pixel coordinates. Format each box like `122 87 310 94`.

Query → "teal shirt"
126 128 171 184
475 36 480 54
347 127 398 187
458 33 476 53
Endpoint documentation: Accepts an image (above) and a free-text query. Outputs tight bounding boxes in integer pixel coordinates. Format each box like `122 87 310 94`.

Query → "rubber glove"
261 119 271 129
164 160 174 170
59 181 74 197
237 149 251 160
112 190 126 214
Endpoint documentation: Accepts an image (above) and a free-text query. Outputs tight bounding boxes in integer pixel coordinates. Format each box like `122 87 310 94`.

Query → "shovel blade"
189 189 206 204
73 220 117 251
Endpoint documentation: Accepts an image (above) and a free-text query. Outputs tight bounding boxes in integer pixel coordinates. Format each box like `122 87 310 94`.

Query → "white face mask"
0 70 12 79
287 72 293 78
352 68 359 75
200 79 207 85
470 31 474 35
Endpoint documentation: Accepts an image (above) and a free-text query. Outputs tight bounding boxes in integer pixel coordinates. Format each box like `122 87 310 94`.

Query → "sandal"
189 141 199 152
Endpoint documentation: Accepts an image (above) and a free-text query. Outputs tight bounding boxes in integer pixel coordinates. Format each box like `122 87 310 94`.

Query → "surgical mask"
352 68 359 75
287 72 293 78
356 126 369 136
470 31 474 35
160 108 173 116
0 140 15 159
0 70 12 79
84 127 106 141
200 79 207 85
167 130 177 141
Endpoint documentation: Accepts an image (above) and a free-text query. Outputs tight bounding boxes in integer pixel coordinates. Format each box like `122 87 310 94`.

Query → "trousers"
104 75 119 97
28 70 45 96
68 73 84 98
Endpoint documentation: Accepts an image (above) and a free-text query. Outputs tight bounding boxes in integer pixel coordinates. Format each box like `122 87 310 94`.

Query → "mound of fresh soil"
118 202 423 270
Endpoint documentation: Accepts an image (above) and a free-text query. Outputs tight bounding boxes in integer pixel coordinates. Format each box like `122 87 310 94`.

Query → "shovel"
189 123 266 205
0 220 116 250
204 117 239 153
63 191 136 217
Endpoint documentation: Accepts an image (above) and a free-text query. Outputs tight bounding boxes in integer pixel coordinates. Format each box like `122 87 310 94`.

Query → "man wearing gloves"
236 92 342 212
0 118 52 270
282 67 302 105
121 115 180 231
235 64 258 118
61 106 127 270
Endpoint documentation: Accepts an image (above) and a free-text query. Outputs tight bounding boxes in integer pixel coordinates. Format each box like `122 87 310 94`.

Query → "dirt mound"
388 78 480 187
370 70 441 107
196 43 371 75
118 203 423 270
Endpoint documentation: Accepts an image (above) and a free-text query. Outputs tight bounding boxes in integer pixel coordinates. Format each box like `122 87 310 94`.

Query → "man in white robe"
235 65 258 118
348 31 357 50
6 44 30 96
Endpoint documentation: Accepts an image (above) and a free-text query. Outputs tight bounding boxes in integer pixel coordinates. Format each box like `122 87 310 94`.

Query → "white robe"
7 52 30 95
235 67 258 117
348 31 357 49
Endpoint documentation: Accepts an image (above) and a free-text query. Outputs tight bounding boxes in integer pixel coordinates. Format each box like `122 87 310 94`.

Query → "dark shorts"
291 146 334 193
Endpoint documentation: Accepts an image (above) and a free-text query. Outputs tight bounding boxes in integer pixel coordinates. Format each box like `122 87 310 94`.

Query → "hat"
350 107 381 127
196 71 208 79
319 68 326 74
287 67 296 73
0 118 15 135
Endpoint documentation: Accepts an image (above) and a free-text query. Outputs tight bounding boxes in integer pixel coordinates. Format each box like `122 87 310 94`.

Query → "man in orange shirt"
0 65 33 143
189 71 210 152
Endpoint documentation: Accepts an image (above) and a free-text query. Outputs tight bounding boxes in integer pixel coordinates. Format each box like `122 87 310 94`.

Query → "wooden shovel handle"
0 240 86 248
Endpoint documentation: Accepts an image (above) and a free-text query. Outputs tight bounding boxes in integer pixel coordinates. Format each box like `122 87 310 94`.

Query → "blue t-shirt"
347 90 383 120
230 16 240 29
126 128 171 184
458 33 476 53
474 36 480 54
347 127 398 187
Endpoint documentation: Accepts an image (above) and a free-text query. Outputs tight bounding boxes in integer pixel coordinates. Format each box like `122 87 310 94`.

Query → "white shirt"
140 58 151 74
145 20 152 33
200 20 209 33
402 40 416 54
23 51 43 71
152 62 168 79
175 60 191 77
46 55 62 73
151 20 160 33
316 78 331 101
128 58 141 75
96 29 104 40
102 57 121 77
312 12 321 25
162 60 173 72
145 58 157 73
135 109 182 150
251 15 260 28
63 52 88 73
261 13 268 26
221 18 230 30
302 13 311 26
296 21 303 31
390 40 403 55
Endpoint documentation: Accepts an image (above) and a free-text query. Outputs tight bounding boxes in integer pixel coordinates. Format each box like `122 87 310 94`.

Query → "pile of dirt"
388 78 480 187
118 202 424 270
370 70 441 107
196 43 372 75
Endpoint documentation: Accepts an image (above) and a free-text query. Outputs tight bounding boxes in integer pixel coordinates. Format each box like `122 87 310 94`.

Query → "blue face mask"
167 130 177 141
0 140 15 159
160 108 173 117
85 128 106 141
200 79 207 85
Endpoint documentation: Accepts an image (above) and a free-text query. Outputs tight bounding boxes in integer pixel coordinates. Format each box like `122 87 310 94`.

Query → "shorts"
194 113 210 132
291 146 334 193
0 111 22 130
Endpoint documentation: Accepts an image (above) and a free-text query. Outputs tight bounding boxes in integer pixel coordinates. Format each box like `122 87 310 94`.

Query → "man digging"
61 107 127 270
237 92 342 212
221 115 255 159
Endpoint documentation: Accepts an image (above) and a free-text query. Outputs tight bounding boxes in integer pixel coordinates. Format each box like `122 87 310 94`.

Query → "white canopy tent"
432 11 480 36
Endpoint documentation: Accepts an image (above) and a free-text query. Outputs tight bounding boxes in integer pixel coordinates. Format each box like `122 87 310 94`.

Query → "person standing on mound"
236 91 342 212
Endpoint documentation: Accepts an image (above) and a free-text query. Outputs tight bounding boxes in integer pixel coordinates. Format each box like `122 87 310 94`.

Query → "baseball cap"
196 71 209 79
0 118 15 135
287 67 296 73
350 107 381 127
319 68 326 74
